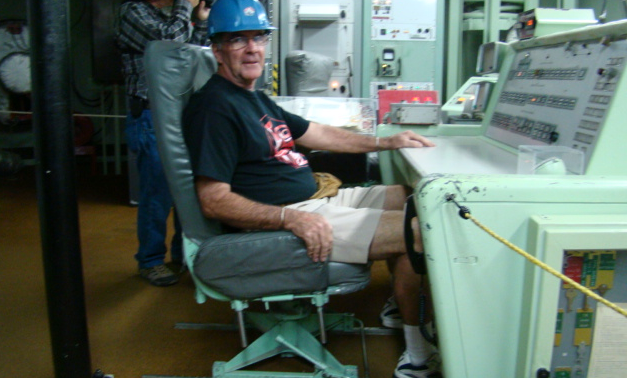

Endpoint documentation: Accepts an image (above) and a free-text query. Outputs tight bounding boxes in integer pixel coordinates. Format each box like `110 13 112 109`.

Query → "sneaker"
380 296 403 329
393 351 442 378
139 264 179 286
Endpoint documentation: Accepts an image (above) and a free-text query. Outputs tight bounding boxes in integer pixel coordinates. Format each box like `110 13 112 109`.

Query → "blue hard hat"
208 0 277 38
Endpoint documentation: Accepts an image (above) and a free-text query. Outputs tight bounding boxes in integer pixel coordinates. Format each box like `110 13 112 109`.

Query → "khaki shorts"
286 185 387 264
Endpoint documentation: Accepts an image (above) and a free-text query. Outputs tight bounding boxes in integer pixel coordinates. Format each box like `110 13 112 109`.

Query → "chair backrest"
144 41 220 245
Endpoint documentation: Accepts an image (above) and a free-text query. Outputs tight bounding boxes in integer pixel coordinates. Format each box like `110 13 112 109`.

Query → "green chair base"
212 311 359 378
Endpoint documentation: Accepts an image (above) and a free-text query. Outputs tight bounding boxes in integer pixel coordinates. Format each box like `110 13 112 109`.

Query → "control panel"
367 0 443 102
552 250 627 377
485 34 626 171
383 21 627 378
371 0 437 41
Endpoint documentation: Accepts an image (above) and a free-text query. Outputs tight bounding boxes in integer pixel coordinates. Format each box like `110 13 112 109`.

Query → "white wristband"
280 207 286 228
375 137 380 150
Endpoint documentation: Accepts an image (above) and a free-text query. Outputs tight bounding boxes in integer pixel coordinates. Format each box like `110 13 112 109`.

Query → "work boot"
139 264 179 286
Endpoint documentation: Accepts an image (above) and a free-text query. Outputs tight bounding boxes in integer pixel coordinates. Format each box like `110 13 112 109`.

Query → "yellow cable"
462 212 627 318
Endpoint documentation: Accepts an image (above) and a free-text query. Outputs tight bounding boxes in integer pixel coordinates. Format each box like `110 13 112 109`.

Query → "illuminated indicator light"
412 97 419 102
331 81 339 89
527 20 534 26
531 97 537 102
458 97 466 102
425 97 432 103
398 85 404 89
469 95 475 100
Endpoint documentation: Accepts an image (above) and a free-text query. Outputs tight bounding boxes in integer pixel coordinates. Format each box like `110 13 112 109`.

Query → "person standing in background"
117 0 210 286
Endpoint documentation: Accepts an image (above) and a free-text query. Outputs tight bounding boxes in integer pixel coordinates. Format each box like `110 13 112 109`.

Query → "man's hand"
195 177 333 263
381 130 436 150
194 0 210 21
283 209 333 263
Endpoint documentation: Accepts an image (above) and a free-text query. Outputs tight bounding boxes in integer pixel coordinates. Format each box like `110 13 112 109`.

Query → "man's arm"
118 0 206 53
189 0 210 46
196 177 333 262
296 122 435 153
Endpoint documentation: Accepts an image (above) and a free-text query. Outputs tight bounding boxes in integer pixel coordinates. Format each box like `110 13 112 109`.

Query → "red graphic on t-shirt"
261 115 309 169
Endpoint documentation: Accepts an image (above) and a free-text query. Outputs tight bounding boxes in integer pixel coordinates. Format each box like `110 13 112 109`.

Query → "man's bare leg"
382 185 410 211
369 210 422 325
373 186 427 322
382 185 423 253
370 187 438 374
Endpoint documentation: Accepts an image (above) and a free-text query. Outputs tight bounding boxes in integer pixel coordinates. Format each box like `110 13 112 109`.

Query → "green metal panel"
580 0 625 22
376 15 627 378
485 0 502 43
445 1 540 100
446 0 466 98
413 174 627 377
376 122 485 185
519 214 627 377
360 0 446 97
586 38 627 175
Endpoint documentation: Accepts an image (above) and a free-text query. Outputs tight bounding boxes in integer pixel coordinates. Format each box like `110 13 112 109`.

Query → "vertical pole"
113 84 121 175
100 89 108 175
27 0 92 377
446 0 464 98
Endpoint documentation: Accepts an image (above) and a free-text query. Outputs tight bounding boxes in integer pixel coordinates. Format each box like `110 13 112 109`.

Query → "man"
184 1 440 376
117 0 210 286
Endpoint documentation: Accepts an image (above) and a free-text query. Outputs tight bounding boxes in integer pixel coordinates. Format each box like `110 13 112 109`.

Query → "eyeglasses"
224 33 271 50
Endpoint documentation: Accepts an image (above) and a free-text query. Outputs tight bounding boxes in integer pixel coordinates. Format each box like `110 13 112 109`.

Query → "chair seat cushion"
193 231 370 299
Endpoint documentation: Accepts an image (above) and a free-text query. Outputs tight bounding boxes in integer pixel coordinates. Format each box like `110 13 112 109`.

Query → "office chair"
144 41 372 378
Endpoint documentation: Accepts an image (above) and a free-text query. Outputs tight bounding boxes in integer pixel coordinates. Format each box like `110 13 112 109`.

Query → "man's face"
213 30 269 90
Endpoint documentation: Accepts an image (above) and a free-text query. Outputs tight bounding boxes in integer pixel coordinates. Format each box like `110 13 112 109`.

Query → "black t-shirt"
183 74 317 205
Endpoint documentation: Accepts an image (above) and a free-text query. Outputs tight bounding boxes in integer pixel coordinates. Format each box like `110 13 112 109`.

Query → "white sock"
403 324 432 366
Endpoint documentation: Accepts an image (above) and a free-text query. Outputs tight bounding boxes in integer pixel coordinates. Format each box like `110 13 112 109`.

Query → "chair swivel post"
311 293 330 345
237 310 247 347
231 300 249 347
317 306 327 345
